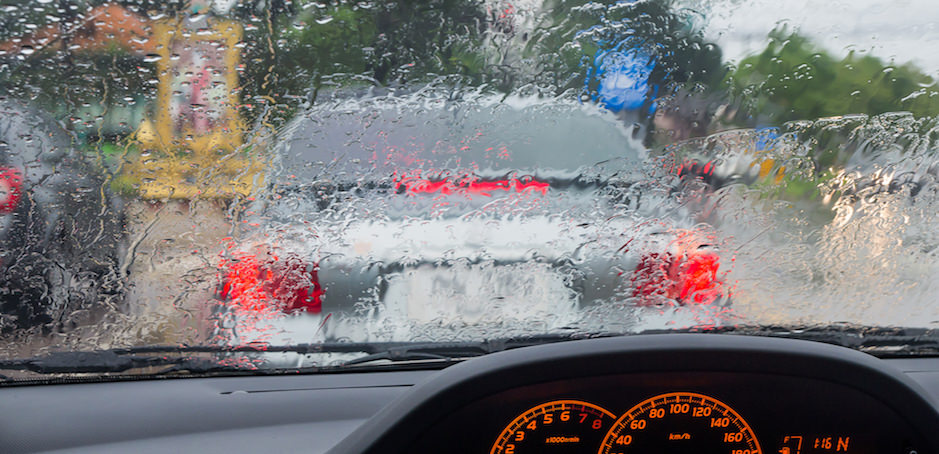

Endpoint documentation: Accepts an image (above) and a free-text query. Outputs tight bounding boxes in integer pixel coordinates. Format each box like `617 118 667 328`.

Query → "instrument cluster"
327 335 939 454
411 370 920 454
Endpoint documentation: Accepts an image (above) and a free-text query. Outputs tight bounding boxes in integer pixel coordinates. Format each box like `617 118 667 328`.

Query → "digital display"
779 434 855 453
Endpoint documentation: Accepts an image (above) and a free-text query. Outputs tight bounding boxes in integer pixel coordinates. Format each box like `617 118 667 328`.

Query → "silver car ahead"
214 89 730 346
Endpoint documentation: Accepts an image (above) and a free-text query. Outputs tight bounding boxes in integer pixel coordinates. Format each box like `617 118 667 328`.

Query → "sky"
695 0 939 77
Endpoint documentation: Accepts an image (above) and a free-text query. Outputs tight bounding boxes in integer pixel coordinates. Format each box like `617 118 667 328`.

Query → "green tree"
727 29 939 125
235 0 487 114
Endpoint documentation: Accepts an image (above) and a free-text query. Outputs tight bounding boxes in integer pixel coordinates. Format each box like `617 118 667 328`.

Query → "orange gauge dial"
599 392 762 454
490 400 617 454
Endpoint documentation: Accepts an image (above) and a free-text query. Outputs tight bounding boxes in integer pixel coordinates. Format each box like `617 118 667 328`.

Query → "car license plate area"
382 262 579 324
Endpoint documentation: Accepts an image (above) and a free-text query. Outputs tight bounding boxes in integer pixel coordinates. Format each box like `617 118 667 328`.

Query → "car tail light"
673 158 715 181
631 249 726 306
0 166 23 214
218 252 323 314
394 175 549 196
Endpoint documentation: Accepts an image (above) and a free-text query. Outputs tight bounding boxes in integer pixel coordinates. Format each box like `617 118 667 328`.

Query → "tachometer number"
490 400 616 454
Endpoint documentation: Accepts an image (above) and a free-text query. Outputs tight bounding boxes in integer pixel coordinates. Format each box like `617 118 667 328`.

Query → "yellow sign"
129 17 262 199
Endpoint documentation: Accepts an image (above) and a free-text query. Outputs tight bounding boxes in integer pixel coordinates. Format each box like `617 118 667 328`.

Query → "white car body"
214 91 728 347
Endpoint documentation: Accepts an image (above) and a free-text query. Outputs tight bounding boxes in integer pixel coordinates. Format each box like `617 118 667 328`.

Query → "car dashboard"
2 334 938 454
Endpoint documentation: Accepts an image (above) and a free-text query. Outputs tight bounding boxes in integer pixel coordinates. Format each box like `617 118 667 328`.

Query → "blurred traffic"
1 0 939 357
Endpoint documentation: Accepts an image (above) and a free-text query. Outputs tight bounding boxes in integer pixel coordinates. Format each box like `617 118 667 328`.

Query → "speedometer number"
599 392 763 454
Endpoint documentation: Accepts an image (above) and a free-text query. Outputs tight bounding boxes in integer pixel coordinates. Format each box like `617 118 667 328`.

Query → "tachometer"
599 392 762 454
490 400 616 454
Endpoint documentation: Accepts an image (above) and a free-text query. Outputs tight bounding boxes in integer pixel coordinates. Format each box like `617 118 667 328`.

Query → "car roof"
270 92 647 183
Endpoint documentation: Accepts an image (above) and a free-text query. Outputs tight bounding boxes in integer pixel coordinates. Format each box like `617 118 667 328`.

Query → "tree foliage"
236 0 487 108
727 29 939 125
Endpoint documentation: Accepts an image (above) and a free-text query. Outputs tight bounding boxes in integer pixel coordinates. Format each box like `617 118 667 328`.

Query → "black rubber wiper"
642 324 939 357
0 332 612 379
0 349 262 376
0 342 490 376
5 326 935 381
336 333 609 367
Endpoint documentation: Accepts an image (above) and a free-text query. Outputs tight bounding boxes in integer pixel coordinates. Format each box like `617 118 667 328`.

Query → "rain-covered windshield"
2 0 939 378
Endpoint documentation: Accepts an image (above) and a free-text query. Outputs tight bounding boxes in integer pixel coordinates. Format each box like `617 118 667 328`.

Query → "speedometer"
599 392 762 454
490 400 616 454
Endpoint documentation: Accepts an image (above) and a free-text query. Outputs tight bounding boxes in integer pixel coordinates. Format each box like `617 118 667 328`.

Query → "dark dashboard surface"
2 335 939 454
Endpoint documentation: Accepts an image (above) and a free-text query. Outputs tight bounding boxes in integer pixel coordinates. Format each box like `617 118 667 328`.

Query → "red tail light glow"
672 158 715 181
219 252 323 314
0 166 24 214
631 250 726 306
394 175 549 196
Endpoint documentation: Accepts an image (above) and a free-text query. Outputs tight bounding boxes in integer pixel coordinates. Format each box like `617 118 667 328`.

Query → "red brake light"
631 250 726 306
672 158 715 181
0 166 23 214
219 252 323 314
394 175 549 196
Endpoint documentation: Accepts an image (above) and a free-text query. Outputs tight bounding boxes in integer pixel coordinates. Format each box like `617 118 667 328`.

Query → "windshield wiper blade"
337 343 489 367
0 348 313 377
0 350 194 375
7 325 935 379
651 324 939 357
336 334 601 367
0 343 490 375
0 332 613 378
